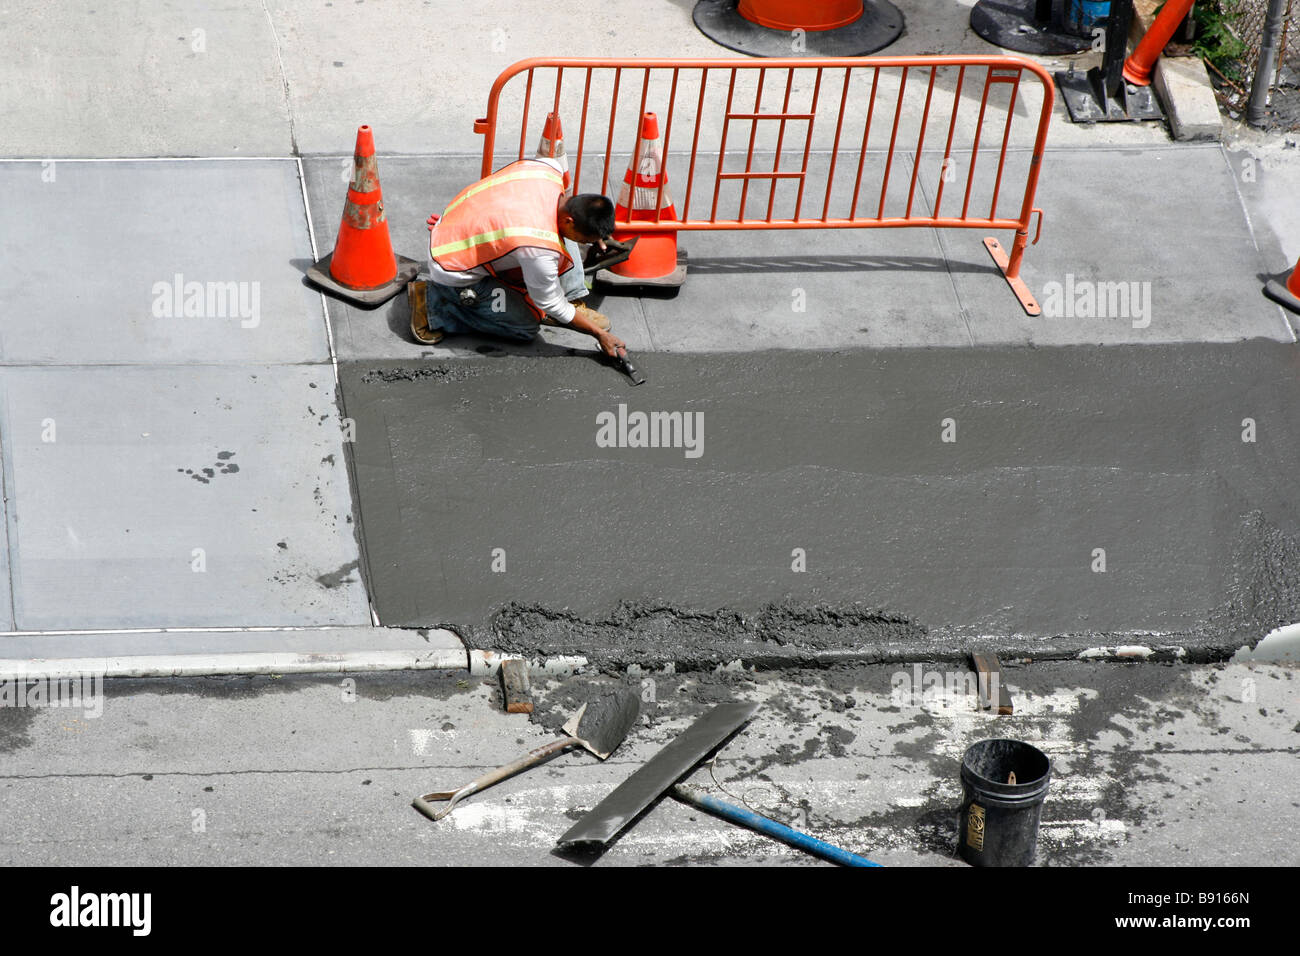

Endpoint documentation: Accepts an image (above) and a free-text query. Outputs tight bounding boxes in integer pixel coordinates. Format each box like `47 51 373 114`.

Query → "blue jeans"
426 238 590 342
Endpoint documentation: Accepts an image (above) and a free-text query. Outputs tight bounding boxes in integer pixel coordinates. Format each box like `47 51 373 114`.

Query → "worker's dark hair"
566 194 616 239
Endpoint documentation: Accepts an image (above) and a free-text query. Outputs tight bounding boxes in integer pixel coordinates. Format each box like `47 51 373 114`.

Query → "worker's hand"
597 331 627 358
426 213 440 232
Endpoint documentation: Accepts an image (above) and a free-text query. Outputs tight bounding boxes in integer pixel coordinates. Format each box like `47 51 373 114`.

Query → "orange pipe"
738 0 863 32
1123 0 1195 86
1287 257 1300 298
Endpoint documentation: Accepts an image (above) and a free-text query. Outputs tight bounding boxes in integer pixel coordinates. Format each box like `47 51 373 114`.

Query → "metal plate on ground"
693 0 904 57
557 700 761 847
1056 68 1166 123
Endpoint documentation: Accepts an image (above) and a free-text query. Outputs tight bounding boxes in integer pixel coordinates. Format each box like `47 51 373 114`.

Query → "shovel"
412 687 640 821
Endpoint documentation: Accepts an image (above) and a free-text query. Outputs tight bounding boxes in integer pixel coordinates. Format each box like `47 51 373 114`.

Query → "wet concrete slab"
0 365 368 630
340 341 1300 657
0 160 328 366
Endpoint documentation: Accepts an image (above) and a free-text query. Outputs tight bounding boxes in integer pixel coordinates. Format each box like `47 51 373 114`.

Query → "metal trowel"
557 700 760 847
583 236 638 276
412 687 641 821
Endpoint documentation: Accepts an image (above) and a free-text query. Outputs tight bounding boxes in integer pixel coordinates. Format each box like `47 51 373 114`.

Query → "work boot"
407 280 444 345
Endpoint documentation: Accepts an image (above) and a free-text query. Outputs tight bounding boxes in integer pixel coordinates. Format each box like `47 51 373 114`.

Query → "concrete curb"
1132 0 1224 141
463 637 1261 678
5 621 1289 682
0 648 469 682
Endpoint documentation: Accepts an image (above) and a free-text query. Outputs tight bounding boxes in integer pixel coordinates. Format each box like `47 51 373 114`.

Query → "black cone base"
1264 278 1300 315
970 0 1092 55
693 0 904 57
306 253 421 308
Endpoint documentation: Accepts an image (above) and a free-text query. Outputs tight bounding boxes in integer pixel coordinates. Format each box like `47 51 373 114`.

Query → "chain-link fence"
1213 0 1300 128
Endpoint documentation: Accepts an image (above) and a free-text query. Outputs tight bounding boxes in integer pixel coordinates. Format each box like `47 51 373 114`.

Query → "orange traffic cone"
1264 256 1300 315
535 112 571 190
307 124 419 307
600 112 687 288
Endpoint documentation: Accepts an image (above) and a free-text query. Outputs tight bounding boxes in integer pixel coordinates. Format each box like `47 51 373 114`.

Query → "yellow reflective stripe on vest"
429 225 562 259
442 166 564 217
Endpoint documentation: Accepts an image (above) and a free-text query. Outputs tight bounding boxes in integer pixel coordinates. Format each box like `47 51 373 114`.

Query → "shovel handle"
412 737 578 821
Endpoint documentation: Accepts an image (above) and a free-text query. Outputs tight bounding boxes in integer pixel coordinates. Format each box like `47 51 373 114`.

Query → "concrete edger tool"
412 687 641 821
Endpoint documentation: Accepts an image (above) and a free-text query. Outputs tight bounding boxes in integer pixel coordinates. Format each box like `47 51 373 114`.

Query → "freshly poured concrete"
340 342 1300 658
0 160 328 365
0 365 367 630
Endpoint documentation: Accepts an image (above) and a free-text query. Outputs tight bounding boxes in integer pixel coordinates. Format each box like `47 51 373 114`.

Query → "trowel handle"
413 737 578 821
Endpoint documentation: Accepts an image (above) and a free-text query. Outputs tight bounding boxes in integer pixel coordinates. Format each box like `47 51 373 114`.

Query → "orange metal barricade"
473 56 1053 315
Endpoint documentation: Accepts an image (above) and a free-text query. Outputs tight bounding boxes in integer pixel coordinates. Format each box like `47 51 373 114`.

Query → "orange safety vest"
429 160 575 287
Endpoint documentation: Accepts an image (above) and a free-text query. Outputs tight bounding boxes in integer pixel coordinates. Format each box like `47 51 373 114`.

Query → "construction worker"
409 155 627 358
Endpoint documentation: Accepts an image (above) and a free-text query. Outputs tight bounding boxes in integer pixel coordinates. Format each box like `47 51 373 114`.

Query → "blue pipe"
672 785 881 867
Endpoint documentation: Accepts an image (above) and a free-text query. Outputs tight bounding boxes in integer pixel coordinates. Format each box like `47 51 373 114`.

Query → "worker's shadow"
290 257 596 359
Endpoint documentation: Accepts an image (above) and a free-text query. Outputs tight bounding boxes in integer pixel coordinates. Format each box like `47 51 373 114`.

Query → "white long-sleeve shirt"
427 157 577 324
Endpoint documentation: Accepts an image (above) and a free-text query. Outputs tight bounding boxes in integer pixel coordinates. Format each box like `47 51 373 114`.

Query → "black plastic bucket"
958 738 1051 867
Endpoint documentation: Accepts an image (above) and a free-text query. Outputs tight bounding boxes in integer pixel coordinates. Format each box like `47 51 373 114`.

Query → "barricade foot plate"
596 250 689 290
970 0 1092 55
307 253 421 308
693 0 904 57
1263 279 1300 316
984 237 1041 317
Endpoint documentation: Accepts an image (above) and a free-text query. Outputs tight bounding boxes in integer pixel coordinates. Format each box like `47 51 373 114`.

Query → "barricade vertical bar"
821 67 853 221
988 73 1021 221
739 68 767 221
519 68 534 162
877 66 909 219
573 68 593 193
905 66 937 220
602 67 622 196
552 67 564 127
683 67 708 222
1005 76 1054 282
793 67 823 222
711 69 738 222
655 68 680 223
961 67 994 220
933 65 966 219
626 67 650 219
766 67 797 222
849 68 880 220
